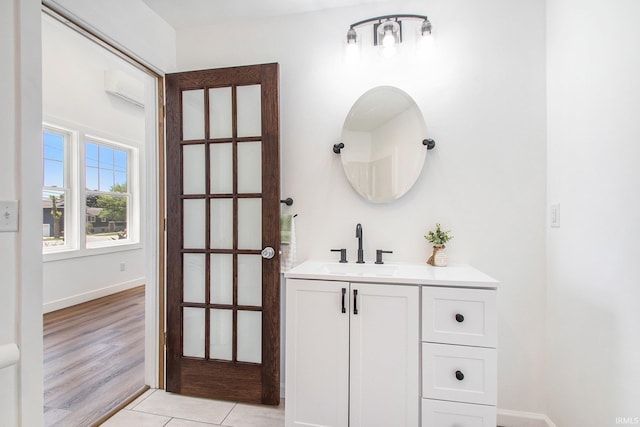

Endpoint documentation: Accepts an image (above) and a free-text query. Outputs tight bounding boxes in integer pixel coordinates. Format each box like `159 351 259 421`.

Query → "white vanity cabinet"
284 261 498 427
285 279 419 427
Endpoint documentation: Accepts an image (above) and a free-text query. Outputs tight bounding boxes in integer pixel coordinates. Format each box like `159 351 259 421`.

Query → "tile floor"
101 389 284 427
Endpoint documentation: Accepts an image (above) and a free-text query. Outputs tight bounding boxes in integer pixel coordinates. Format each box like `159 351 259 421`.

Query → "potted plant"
425 223 453 266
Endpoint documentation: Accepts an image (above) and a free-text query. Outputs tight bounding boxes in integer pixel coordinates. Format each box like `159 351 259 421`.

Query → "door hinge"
164 332 167 347
163 218 167 231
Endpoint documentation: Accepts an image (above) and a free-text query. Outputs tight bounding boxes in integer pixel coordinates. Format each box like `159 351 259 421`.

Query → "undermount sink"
321 262 399 277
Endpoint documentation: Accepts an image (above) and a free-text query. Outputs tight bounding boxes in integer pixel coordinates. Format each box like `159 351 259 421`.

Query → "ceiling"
142 0 388 29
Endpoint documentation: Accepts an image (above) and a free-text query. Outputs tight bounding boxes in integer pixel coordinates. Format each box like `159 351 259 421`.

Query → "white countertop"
284 260 499 289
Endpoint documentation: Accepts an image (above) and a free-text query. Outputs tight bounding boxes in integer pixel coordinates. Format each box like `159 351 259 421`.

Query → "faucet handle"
375 250 393 264
331 248 348 263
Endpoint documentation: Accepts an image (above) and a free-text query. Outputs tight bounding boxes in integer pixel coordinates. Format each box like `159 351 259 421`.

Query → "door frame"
41 3 167 390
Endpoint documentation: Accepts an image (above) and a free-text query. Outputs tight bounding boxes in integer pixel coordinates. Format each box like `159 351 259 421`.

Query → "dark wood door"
165 63 280 404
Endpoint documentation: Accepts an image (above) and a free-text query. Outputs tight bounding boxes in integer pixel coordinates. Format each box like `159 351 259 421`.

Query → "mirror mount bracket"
422 139 436 150
333 142 345 154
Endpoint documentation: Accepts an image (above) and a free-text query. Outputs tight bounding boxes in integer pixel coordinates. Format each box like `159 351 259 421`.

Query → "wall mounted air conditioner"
104 69 145 108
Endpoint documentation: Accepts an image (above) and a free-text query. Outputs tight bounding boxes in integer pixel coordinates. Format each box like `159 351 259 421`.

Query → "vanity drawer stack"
421 286 498 426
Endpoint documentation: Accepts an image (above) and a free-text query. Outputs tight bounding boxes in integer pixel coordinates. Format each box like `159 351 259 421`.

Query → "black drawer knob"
455 313 464 323
455 370 464 381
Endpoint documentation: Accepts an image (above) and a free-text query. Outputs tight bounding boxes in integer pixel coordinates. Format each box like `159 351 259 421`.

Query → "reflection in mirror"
340 86 428 202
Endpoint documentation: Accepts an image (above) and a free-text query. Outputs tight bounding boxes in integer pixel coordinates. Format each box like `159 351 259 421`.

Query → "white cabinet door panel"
350 283 419 427
285 279 349 427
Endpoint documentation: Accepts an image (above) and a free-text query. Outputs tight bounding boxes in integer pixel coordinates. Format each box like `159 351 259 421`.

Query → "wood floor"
44 286 146 426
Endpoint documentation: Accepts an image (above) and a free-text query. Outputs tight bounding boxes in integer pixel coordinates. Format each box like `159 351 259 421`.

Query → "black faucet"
355 223 364 263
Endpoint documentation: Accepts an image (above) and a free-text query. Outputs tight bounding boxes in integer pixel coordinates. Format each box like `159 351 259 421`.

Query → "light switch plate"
0 201 19 232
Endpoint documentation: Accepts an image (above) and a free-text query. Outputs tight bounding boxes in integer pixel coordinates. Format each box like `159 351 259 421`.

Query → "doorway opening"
40 4 165 425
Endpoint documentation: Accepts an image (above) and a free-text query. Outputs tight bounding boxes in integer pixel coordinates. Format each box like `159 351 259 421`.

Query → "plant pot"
427 244 448 267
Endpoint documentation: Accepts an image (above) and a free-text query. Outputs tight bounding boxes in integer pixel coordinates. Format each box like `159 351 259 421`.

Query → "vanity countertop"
284 259 499 289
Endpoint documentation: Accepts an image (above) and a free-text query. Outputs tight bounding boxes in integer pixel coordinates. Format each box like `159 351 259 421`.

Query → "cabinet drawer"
422 287 497 348
422 343 497 405
422 399 496 427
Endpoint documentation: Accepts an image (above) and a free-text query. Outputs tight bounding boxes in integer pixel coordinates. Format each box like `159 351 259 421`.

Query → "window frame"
82 135 138 249
42 123 77 253
42 120 141 261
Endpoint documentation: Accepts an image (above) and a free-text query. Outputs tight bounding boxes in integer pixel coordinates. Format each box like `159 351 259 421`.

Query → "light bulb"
382 30 396 47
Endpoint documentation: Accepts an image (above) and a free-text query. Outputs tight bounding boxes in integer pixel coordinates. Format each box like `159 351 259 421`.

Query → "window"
42 123 138 255
42 127 71 251
85 140 131 247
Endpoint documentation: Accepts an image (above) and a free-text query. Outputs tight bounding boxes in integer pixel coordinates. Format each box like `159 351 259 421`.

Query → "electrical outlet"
120 262 126 272
550 203 560 228
0 201 19 232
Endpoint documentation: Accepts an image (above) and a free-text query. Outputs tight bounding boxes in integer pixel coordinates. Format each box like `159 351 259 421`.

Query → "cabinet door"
285 279 349 427
350 284 419 427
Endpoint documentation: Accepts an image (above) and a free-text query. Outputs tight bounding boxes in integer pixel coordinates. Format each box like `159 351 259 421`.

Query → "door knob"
261 247 275 259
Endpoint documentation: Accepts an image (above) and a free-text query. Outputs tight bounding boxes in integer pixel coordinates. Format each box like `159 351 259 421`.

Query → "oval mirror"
340 86 428 203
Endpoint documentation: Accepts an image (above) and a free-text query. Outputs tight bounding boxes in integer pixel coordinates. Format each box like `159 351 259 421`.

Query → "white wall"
42 14 149 311
0 0 44 425
0 2 20 424
177 0 547 415
546 0 640 425
0 1 175 424
46 0 176 73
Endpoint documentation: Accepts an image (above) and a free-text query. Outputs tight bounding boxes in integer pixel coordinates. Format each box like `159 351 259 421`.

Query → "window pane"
182 89 205 141
99 145 114 169
99 169 114 192
86 166 99 191
114 149 127 172
114 172 127 190
44 159 64 187
43 131 64 162
43 131 65 187
42 189 66 248
86 143 99 167
86 194 128 246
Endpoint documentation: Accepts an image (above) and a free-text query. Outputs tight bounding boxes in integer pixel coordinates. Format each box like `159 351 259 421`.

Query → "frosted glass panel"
183 307 205 358
237 141 262 194
237 310 262 363
183 254 205 303
183 144 206 195
210 143 233 194
210 198 233 249
183 199 206 249
237 85 262 137
210 309 233 361
238 198 262 249
211 254 233 304
238 255 262 307
209 87 232 139
182 90 205 141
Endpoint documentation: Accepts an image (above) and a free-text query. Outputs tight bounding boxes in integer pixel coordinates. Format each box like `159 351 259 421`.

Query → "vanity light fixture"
346 14 432 47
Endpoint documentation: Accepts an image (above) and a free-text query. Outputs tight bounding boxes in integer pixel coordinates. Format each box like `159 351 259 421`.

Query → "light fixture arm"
348 14 430 31
347 14 432 45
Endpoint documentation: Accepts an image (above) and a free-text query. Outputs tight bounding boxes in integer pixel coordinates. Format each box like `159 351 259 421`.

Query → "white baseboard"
43 278 145 313
498 409 557 427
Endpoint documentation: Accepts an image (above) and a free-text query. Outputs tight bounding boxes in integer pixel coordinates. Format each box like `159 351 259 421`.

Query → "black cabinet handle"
455 370 464 381
341 288 346 313
353 289 358 315
455 313 465 323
